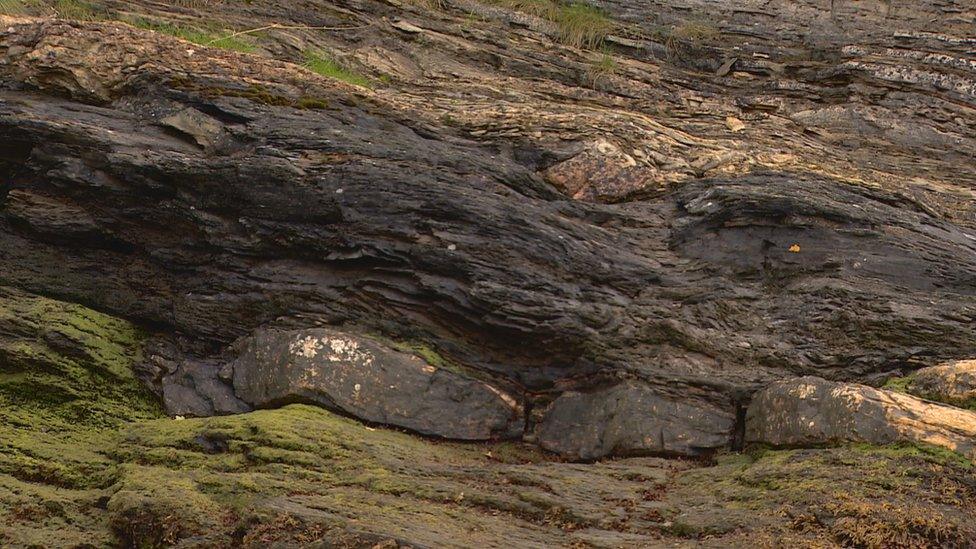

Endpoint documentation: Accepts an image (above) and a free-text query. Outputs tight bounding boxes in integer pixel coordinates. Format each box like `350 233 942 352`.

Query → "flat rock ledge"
746 376 976 459
906 359 976 409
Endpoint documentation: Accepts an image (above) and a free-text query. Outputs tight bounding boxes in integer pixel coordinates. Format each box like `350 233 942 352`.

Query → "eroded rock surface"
746 376 976 458
0 0 975 461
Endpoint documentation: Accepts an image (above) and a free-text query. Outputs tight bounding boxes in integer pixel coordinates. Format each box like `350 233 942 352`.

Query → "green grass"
665 21 720 57
487 0 612 49
302 51 372 88
554 3 611 49
586 50 617 84
493 0 558 19
131 19 257 52
403 0 445 9
1 0 103 19
52 0 96 19
0 0 31 15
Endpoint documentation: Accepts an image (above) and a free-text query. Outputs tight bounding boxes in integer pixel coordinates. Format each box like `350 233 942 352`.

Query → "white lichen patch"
289 334 375 366
324 337 374 365
791 383 818 400
290 335 323 358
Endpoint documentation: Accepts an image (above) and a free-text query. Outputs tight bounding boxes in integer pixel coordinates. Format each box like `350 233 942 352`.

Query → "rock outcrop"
2 0 976 544
2 9 974 459
746 376 976 458
905 359 976 409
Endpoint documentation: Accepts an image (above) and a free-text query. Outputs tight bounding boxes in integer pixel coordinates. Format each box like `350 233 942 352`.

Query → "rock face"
3 0 976 545
0 0 975 461
746 377 976 458
227 327 524 439
906 359 976 409
535 382 735 459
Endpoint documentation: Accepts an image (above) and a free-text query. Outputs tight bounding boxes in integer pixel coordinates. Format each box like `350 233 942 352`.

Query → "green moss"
0 288 167 545
92 404 600 546
295 96 330 109
883 374 976 411
883 374 915 393
0 287 162 490
672 443 976 544
848 442 974 469
108 465 224 548
303 51 372 89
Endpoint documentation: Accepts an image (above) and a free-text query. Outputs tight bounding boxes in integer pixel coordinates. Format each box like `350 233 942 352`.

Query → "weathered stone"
158 108 226 150
746 376 976 458
162 359 250 417
907 359 976 409
229 328 524 440
535 382 735 460
543 139 663 201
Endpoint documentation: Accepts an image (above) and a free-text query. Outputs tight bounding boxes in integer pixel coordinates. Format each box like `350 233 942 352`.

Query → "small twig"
204 22 371 45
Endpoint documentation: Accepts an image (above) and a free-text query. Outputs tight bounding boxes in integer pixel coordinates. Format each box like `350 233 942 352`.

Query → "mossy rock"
0 287 164 544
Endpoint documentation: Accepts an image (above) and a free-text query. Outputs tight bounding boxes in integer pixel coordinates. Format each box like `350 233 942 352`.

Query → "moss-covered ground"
0 286 162 546
3 285 975 547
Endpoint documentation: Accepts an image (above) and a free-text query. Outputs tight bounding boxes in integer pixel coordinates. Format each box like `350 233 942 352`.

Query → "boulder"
746 376 976 458
906 359 976 409
534 382 735 460
229 328 524 440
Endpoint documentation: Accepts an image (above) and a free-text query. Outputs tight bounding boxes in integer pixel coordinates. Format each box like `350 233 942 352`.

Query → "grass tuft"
586 50 617 84
403 0 446 9
554 3 611 49
665 21 720 58
52 0 96 20
303 51 372 88
486 0 612 49
494 0 558 19
131 19 257 52
0 0 30 15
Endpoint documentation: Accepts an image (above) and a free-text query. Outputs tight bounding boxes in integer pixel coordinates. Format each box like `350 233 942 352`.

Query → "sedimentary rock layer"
1 0 975 458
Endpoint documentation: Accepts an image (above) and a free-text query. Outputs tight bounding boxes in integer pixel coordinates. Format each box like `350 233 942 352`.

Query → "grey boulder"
228 327 524 440
534 382 736 460
746 376 976 458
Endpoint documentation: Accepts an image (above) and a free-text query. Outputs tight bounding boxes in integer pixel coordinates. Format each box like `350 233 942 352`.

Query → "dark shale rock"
535 382 735 460
228 327 524 439
162 358 250 417
746 376 976 458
